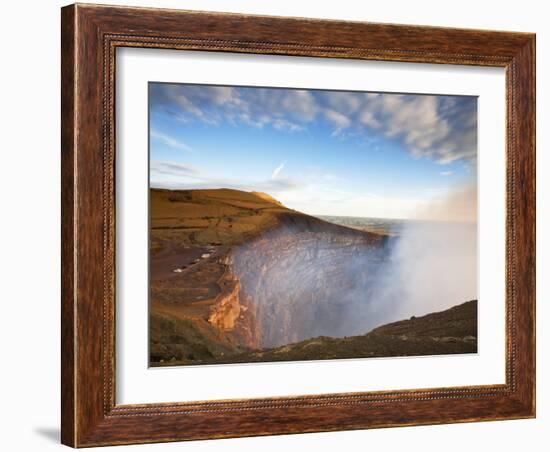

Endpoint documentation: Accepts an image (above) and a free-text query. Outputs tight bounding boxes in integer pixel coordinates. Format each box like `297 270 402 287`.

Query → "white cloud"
151 84 477 165
150 130 193 152
281 90 317 122
150 161 199 177
440 171 452 176
272 119 304 132
323 109 351 130
385 96 448 146
358 109 381 128
355 94 476 164
322 91 361 114
201 86 235 105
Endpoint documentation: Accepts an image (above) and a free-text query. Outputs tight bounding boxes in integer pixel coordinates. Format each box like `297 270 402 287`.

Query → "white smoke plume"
230 179 478 346
377 178 478 319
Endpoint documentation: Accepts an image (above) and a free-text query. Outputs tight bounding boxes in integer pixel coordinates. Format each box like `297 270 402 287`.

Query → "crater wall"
229 216 391 348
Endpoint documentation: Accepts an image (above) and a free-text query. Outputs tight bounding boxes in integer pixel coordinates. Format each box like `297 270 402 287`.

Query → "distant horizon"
149 184 476 224
149 83 477 222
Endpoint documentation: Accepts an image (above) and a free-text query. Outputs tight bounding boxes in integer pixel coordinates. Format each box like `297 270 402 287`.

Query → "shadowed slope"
153 300 477 366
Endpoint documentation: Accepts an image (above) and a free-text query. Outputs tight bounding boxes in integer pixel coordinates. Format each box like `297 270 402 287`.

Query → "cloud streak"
150 129 193 152
150 161 199 177
150 160 303 195
271 162 286 179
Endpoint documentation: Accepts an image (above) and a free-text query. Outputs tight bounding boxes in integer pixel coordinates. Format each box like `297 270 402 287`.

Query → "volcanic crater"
149 188 477 366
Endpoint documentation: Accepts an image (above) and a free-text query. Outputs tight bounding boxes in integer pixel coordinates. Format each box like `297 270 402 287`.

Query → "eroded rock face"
228 217 391 348
207 275 241 330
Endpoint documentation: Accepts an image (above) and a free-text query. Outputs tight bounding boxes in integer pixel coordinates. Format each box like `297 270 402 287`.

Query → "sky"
149 83 477 220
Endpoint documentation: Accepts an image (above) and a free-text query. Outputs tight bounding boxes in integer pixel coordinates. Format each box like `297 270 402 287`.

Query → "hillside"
150 188 291 250
150 187 376 251
149 188 389 365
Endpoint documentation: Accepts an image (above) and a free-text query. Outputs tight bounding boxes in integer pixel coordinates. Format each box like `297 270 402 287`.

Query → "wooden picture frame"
61 3 535 447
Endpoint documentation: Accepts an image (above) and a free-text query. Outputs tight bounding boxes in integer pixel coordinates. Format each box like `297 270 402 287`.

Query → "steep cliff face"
149 188 393 364
229 213 390 348
207 275 241 330
201 269 257 348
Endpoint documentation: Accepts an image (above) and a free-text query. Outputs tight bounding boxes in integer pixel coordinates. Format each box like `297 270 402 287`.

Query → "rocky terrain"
182 300 478 365
152 299 478 366
149 188 476 366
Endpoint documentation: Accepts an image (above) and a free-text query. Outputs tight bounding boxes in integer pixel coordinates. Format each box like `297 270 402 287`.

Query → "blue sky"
149 83 477 220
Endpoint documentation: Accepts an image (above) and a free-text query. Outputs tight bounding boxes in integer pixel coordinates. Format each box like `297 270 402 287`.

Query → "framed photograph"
61 3 536 447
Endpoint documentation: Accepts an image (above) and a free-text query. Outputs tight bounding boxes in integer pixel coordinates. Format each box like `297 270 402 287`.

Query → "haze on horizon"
149 83 477 222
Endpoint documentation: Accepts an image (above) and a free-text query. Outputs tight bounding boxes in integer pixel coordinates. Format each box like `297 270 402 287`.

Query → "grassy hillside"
150 188 293 251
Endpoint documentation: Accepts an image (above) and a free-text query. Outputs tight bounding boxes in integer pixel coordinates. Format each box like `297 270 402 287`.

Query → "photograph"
148 83 479 367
